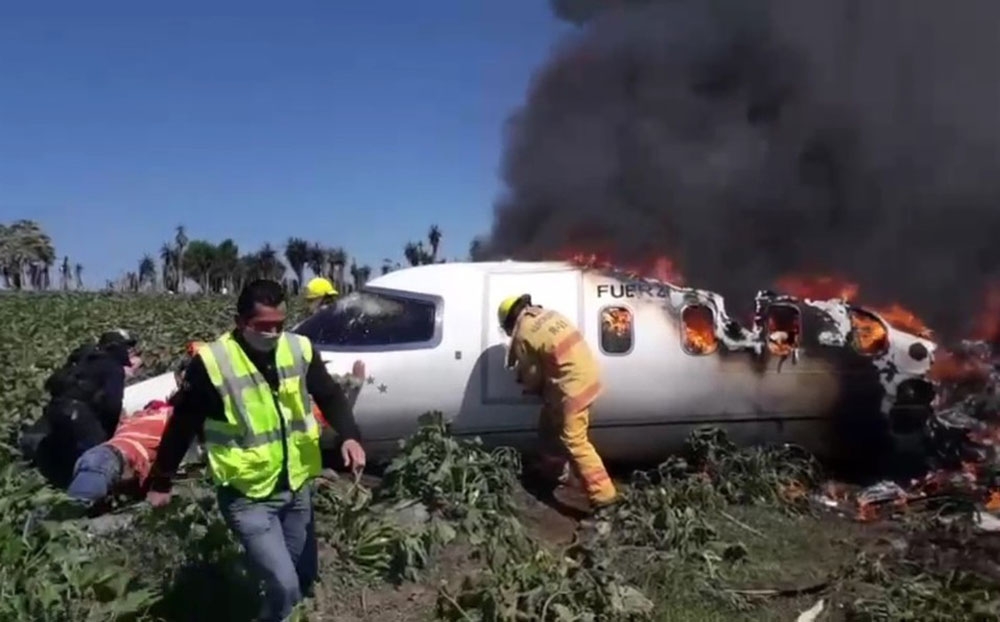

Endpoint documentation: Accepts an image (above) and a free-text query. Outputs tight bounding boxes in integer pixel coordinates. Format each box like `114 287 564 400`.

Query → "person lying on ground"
20 329 143 487
66 396 174 504
66 345 202 505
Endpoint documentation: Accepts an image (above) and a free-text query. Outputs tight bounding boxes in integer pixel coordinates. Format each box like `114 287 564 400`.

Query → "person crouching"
67 344 201 505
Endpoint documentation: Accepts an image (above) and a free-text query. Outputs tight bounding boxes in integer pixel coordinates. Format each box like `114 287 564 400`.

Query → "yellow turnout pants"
537 405 617 507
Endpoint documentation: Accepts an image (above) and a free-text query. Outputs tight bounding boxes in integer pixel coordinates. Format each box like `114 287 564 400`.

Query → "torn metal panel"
581 263 938 420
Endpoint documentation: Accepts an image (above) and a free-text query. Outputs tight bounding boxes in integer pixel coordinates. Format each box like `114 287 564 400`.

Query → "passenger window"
681 304 718 355
294 289 437 347
849 308 889 356
764 304 801 356
600 306 633 355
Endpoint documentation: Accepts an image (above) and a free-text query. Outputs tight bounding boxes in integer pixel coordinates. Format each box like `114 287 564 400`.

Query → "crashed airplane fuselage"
122 261 938 464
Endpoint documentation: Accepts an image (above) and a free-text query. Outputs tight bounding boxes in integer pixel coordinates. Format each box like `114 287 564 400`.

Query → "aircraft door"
482 270 582 405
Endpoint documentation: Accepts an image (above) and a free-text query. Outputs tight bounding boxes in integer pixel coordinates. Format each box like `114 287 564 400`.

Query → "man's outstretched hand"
146 490 171 508
341 439 366 475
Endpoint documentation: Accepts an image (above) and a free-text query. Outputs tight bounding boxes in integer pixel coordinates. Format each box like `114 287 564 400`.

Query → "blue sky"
0 1 569 286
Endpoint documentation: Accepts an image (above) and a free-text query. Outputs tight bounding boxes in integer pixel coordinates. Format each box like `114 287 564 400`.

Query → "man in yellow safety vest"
147 279 366 621
497 293 619 516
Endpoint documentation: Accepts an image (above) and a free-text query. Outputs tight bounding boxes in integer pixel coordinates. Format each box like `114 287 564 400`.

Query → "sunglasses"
246 319 285 333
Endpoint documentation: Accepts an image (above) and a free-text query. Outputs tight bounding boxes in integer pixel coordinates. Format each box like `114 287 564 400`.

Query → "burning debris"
565 253 1000 527
849 309 889 356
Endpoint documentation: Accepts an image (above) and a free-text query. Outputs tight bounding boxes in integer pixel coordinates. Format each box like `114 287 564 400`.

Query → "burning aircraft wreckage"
566 253 1000 522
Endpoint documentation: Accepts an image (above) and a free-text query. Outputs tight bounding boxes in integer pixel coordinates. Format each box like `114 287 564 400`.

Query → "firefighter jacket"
509 306 603 415
196 333 322 499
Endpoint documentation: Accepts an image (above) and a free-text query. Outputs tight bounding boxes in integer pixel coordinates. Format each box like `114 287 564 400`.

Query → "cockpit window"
294 289 437 347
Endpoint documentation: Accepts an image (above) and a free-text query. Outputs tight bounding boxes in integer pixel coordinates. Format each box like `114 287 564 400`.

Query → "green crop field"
1 292 997 621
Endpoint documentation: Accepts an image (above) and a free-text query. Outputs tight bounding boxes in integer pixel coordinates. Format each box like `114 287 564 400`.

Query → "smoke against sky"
477 0 1000 338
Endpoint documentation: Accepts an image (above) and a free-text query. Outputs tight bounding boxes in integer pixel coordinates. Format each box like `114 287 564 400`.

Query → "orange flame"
556 249 686 285
681 305 718 354
972 282 1000 343
849 309 889 355
774 274 859 301
871 303 933 339
601 307 632 336
928 349 991 384
987 491 1000 511
774 273 934 339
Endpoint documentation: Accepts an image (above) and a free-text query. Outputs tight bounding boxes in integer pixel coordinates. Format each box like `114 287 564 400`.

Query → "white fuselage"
123 261 937 465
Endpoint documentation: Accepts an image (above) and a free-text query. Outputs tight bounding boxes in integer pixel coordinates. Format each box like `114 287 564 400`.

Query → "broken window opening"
764 304 801 357
600 306 633 355
681 304 718 355
294 289 437 347
849 308 889 356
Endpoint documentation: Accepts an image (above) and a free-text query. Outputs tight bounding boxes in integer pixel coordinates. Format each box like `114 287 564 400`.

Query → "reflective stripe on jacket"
197 332 321 498
510 306 603 415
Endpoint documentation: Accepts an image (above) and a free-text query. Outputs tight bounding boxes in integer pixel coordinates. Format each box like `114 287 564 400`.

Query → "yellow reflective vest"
509 306 603 416
197 332 321 499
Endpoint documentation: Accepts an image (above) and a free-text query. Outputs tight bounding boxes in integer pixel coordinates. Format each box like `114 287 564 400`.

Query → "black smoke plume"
475 0 1000 339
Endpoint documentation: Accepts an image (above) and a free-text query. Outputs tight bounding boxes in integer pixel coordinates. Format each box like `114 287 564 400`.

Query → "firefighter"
303 277 338 314
497 294 619 514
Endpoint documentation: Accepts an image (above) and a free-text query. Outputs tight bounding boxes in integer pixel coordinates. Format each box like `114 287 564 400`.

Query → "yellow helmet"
304 277 338 300
497 294 531 333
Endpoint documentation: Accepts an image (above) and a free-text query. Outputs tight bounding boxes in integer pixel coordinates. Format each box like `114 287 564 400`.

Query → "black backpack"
43 342 106 403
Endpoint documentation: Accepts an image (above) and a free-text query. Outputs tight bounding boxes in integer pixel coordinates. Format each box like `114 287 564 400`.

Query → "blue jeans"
217 483 318 622
67 445 122 502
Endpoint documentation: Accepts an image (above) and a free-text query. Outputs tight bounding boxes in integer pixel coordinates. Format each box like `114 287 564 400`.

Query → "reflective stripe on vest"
198 332 320 497
200 335 316 449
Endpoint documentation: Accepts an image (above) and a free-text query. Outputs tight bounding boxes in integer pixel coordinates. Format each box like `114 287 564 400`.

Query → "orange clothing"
509 307 616 506
105 400 171 486
312 404 330 428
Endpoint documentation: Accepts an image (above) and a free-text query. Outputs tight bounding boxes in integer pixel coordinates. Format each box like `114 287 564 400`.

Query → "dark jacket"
44 346 127 437
147 330 360 495
22 346 127 487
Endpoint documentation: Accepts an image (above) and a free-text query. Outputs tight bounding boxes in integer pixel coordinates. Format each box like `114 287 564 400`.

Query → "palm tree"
0 223 10 288
174 225 188 293
181 240 217 292
59 256 70 290
284 237 309 293
0 220 56 290
428 225 442 262
327 247 347 292
353 263 372 289
306 243 326 279
380 258 399 275
256 243 285 281
138 254 157 290
403 242 420 267
74 263 83 289
125 271 139 292
159 243 178 292
212 239 239 293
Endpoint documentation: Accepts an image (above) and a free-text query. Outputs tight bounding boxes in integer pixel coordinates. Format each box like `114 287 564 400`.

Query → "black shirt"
147 330 361 494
